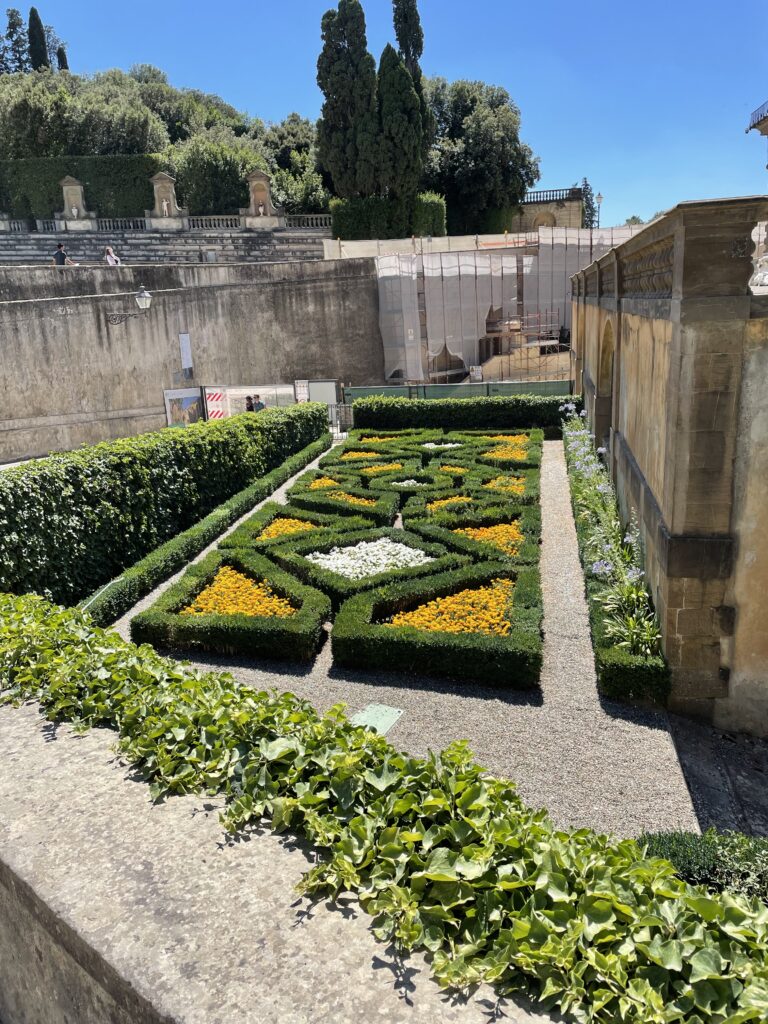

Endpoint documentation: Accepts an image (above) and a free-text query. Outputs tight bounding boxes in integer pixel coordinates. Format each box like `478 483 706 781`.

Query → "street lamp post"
596 192 603 229
107 285 152 325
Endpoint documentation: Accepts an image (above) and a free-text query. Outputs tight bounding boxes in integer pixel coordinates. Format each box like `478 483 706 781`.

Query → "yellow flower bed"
484 434 529 462
341 451 374 461
327 490 376 508
361 462 403 475
426 495 473 513
309 476 339 490
257 517 316 540
360 436 399 444
180 566 295 618
453 522 524 556
388 578 513 636
439 464 468 474
484 475 525 495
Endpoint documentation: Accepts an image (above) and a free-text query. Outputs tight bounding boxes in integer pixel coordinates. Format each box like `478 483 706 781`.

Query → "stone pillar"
146 172 188 231
56 177 97 231
240 170 285 230
0 213 9 232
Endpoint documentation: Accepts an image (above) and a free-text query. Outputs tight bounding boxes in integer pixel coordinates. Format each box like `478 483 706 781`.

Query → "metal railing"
286 213 333 229
749 100 768 131
327 403 355 437
188 215 241 230
97 217 147 231
523 188 583 204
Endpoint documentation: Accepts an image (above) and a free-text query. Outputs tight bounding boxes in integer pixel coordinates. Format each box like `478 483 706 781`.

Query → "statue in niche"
258 202 264 216
70 206 79 219
162 198 170 217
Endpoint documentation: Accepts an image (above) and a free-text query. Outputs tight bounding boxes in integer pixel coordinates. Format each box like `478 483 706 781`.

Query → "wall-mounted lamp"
107 285 152 325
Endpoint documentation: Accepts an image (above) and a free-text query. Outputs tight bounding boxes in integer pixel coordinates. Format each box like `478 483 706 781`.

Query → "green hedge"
219 501 370 551
0 154 166 219
81 434 332 626
289 487 399 527
130 549 330 661
352 395 581 432
332 563 543 686
267 526 468 611
640 829 768 904
0 404 328 606
330 192 447 240
3 592 768 1023
406 506 541 565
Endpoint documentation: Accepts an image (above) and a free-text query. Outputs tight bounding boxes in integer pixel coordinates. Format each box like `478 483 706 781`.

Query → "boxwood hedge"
332 562 542 687
82 434 332 627
267 527 470 610
289 487 399 526
351 395 582 433
218 501 370 551
0 404 328 606
3 592 768 1024
407 506 541 565
130 549 330 661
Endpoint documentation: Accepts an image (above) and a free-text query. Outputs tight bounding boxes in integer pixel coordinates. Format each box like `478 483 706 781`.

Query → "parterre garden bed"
132 427 545 686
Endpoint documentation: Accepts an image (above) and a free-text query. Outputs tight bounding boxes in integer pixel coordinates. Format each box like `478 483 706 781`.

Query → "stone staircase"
0 227 327 266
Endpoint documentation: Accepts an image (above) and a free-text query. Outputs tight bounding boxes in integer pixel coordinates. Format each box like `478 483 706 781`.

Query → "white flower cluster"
305 537 434 580
423 442 461 450
393 479 426 487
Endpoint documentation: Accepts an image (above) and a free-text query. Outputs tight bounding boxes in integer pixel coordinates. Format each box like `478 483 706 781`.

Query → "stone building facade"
571 197 768 735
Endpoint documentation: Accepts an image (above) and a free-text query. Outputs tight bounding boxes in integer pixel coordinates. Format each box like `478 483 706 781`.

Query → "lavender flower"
580 410 588 418
591 559 614 578
627 567 645 582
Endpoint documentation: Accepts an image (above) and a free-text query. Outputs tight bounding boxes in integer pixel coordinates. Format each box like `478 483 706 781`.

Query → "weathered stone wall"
512 198 583 231
572 198 768 735
0 260 384 462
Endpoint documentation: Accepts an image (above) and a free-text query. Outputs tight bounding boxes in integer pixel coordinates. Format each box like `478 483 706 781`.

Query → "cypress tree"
316 0 378 198
4 8 30 72
27 6 48 70
377 43 422 232
392 0 434 159
55 44 68 70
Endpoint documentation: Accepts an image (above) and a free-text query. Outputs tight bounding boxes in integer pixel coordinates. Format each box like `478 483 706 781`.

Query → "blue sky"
31 0 768 226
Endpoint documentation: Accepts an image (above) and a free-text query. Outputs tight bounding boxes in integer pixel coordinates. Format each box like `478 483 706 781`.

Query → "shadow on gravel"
596 694 670 732
326 663 545 707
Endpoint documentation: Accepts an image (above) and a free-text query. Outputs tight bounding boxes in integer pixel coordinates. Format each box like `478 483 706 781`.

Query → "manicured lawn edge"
2 591 767 1023
81 434 332 627
130 548 331 661
267 526 470 610
332 562 543 686
562 416 670 703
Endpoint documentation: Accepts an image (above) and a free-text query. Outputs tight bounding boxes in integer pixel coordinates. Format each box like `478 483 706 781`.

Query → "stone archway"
533 212 556 229
595 319 615 452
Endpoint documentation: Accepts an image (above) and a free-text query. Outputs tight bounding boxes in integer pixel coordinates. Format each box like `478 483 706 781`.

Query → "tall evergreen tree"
27 6 48 70
316 0 378 198
377 43 422 202
55 44 68 70
392 0 433 160
580 177 597 228
4 8 30 72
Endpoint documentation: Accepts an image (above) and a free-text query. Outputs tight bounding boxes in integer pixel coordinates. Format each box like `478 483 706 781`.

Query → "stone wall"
511 198 583 231
571 198 768 735
0 259 384 462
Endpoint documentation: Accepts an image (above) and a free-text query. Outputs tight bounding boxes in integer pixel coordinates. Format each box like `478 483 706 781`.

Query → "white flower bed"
305 537 434 580
422 442 461 450
393 479 426 487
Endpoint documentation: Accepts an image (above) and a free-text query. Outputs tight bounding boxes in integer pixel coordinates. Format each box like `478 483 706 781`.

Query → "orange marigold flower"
340 451 374 460
483 475 525 495
180 566 296 618
453 522 523 556
426 495 473 513
387 578 514 636
258 517 316 540
361 462 403 475
327 490 376 507
439 465 468 474
309 476 339 490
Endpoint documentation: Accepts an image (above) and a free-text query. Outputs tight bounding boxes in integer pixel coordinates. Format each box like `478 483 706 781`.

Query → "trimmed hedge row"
6 593 767 1023
332 563 543 687
640 829 768 904
352 395 582 433
218 501 370 552
289 487 399 527
130 549 330 661
0 404 328 606
407 506 541 565
81 434 332 626
267 527 469 610
329 192 447 240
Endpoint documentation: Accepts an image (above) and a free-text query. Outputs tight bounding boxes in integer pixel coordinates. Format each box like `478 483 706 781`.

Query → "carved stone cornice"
618 237 674 299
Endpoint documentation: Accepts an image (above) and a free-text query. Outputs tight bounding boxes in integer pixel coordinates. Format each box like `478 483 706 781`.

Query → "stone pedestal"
240 170 285 229
146 172 188 229
0 213 9 232
240 214 284 231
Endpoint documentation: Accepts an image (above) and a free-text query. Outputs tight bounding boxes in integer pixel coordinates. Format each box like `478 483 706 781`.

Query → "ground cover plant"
218 502 370 551
82 433 332 627
0 404 328 605
640 829 768 904
130 549 330 661
9 593 768 1022
562 410 669 702
266 527 468 610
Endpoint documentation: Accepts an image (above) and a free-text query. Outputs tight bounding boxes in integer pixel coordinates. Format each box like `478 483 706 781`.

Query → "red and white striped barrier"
205 390 227 420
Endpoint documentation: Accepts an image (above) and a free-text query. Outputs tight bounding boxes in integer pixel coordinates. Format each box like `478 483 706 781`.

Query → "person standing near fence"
51 243 75 267
252 394 265 412
105 246 121 266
